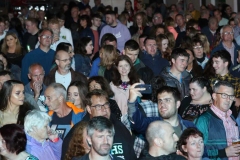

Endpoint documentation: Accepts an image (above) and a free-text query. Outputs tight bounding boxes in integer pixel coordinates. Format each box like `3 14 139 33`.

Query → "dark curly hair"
74 37 92 56
111 55 140 86
177 127 204 157
0 124 26 154
64 121 89 160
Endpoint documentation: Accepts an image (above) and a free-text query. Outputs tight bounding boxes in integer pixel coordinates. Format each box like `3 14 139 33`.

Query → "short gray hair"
24 110 51 134
220 25 234 35
47 83 67 100
87 116 115 137
212 80 234 93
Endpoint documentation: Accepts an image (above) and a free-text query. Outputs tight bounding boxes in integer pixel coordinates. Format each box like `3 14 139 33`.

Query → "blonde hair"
197 33 210 57
1 32 22 54
100 45 119 69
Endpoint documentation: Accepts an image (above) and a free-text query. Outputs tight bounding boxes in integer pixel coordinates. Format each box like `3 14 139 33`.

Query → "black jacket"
134 60 154 84
138 150 187 160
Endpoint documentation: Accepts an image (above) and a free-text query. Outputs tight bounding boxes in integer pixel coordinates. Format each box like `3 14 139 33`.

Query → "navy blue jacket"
140 51 169 76
79 27 100 48
130 104 196 135
201 26 218 47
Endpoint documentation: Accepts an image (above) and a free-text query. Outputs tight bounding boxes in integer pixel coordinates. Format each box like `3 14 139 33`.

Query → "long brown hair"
1 32 22 54
64 121 89 160
99 45 119 69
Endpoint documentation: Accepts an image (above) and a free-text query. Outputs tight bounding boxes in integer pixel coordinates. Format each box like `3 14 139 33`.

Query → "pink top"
167 26 178 40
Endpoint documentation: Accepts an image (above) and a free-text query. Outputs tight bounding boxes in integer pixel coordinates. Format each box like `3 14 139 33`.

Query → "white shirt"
60 26 74 48
55 71 71 89
0 32 6 41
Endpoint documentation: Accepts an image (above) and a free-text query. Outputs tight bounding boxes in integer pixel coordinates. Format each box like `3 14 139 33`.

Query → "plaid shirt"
132 100 159 158
210 73 240 97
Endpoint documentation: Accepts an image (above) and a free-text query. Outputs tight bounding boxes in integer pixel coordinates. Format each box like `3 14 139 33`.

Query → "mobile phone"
135 84 152 94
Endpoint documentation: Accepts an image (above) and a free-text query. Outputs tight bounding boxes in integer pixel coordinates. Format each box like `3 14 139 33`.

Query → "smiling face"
172 56 188 73
117 60 131 78
183 135 204 159
9 84 25 107
212 57 228 76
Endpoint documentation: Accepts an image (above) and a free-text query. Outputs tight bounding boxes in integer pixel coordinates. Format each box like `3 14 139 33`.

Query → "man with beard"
128 86 195 138
195 81 240 160
44 49 87 89
72 116 122 160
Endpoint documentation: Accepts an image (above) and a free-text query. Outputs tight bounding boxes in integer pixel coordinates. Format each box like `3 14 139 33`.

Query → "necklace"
120 81 129 90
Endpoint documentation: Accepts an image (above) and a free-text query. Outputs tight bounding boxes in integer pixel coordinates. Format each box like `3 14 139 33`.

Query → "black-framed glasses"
91 102 110 110
57 58 72 63
215 93 235 100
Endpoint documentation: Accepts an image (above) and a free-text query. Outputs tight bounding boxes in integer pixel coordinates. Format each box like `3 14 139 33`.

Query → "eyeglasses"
215 93 235 100
223 32 233 35
57 58 72 63
158 98 172 104
91 102 110 110
41 35 53 39
193 46 203 49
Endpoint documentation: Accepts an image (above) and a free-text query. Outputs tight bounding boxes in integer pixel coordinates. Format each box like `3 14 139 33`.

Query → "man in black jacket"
61 90 137 160
138 121 186 160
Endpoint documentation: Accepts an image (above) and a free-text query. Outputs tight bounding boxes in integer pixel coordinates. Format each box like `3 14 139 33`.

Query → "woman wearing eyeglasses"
179 77 212 121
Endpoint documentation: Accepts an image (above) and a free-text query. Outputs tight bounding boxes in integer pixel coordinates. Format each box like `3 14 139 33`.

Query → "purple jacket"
26 134 62 160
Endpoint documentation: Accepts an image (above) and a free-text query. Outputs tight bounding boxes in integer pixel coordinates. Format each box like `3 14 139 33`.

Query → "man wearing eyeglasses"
44 49 87 89
210 50 240 117
195 81 240 160
211 25 240 69
21 28 55 85
61 89 137 160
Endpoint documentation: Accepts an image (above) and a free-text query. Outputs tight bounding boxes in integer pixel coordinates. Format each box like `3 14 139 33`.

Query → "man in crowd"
65 6 80 30
21 28 55 85
175 14 186 33
23 18 39 51
62 90 136 160
44 49 87 89
213 9 228 26
210 50 240 117
0 70 11 90
161 48 191 99
45 83 85 139
73 116 122 160
211 25 240 69
198 9 210 29
92 0 105 13
140 36 169 76
195 81 240 159
99 10 131 52
123 39 154 84
139 121 186 159
24 63 47 111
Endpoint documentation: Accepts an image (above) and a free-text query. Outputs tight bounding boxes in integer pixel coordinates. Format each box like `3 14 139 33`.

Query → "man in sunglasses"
195 81 240 160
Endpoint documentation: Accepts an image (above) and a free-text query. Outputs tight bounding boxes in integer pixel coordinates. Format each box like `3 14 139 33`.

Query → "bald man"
139 121 186 159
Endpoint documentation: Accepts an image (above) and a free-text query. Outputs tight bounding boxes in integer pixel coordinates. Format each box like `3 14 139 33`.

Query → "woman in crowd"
179 77 212 121
165 17 178 39
0 80 33 126
195 33 210 58
0 52 10 71
129 12 149 36
88 76 122 120
124 0 134 21
153 24 166 36
192 38 209 69
0 124 38 160
110 55 142 119
8 17 25 45
185 49 203 77
156 34 171 61
24 110 62 160
165 32 175 51
177 127 204 160
78 15 91 35
67 81 88 110
64 121 89 160
1 32 25 63
74 37 93 76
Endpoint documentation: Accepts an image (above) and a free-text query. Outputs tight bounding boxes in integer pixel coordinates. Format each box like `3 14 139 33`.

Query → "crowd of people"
0 0 240 159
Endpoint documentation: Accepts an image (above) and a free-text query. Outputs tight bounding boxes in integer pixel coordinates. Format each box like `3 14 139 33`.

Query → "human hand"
32 81 42 100
48 129 59 141
129 83 145 103
225 144 240 157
